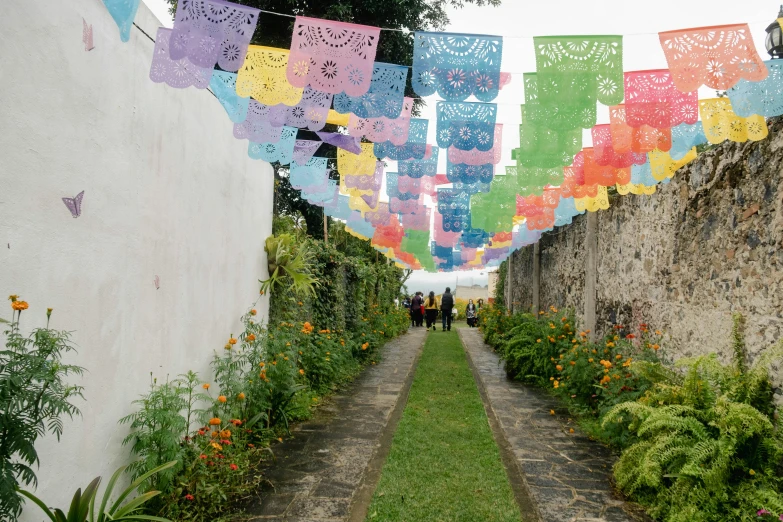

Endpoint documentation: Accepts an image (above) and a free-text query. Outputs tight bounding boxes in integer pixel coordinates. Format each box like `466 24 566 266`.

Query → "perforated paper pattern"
150 28 214 89
333 62 408 118
248 126 297 164
374 119 430 160
516 106 581 168
524 73 596 131
342 161 384 193
103 0 141 42
582 148 631 187
170 0 259 72
236 46 304 105
293 140 321 164
398 148 439 179
436 102 497 151
446 162 495 185
699 98 768 144
412 32 503 102
574 186 610 212
210 71 249 122
609 105 672 153
349 98 413 145
233 101 284 143
338 143 377 176
670 122 707 160
659 24 768 91
401 209 432 231
290 157 329 190
591 125 647 168
728 60 783 118
533 35 624 106
447 125 503 165
649 148 698 181
623 69 699 128
316 132 361 154
287 17 380 95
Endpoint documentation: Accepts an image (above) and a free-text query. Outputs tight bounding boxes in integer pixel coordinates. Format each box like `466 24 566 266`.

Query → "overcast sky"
140 0 778 285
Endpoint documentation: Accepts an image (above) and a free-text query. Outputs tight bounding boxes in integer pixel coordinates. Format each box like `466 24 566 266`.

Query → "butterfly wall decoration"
62 191 84 218
83 19 94 51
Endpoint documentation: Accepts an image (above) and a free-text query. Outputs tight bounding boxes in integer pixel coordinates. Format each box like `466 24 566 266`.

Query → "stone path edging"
240 327 427 521
458 328 542 522
459 328 649 522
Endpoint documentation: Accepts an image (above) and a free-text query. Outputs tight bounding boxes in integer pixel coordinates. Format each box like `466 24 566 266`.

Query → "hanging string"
254 8 775 39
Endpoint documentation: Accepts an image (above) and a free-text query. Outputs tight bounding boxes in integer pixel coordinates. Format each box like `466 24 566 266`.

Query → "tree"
165 0 501 237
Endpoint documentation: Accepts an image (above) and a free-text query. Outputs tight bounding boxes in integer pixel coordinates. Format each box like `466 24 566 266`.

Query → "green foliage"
1 304 85 522
19 461 176 522
494 260 507 310
260 234 318 297
482 308 783 521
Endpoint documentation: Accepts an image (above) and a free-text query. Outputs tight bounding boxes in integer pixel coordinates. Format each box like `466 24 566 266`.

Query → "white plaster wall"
0 0 273 516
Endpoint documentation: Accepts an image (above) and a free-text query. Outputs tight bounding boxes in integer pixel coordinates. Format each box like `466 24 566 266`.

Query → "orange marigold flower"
616 354 623 360
259 362 265 368
588 358 594 363
302 322 313 334
220 430 231 439
231 419 242 426
246 334 256 342
652 344 660 350
569 428 575 433
600 375 611 385
569 361 576 366
655 330 662 336
8 295 18 302
550 410 555 415
217 395 227 403
202 383 210 390
299 369 305 375
556 365 563 371
362 342 369 350
250 309 257 316
11 301 29 311
209 417 221 426
237 392 246 401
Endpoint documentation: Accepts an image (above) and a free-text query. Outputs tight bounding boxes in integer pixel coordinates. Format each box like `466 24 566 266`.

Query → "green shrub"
1 299 84 522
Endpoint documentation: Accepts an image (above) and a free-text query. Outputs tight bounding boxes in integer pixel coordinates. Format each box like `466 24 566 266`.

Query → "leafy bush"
1 298 85 522
483 308 783 522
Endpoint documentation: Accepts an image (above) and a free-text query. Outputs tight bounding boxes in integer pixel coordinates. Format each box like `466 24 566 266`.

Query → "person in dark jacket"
466 299 477 327
440 287 454 331
411 292 424 327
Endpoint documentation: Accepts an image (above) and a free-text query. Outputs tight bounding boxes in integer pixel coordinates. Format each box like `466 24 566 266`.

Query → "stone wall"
507 119 783 366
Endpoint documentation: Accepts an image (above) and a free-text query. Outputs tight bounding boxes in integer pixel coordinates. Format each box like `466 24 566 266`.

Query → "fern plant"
119 375 188 494
260 234 318 296
602 317 783 522
1 302 84 522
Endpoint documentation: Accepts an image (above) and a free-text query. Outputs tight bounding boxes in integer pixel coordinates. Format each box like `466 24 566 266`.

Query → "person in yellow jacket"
424 291 439 331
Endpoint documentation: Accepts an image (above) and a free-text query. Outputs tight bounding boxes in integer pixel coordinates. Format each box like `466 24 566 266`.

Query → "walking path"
458 327 647 522
240 327 427 521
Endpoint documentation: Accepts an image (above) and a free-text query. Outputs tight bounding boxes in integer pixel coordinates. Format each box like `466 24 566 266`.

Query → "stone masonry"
507 119 783 375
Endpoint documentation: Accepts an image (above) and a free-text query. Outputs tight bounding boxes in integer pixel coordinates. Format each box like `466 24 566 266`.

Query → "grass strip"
366 330 521 521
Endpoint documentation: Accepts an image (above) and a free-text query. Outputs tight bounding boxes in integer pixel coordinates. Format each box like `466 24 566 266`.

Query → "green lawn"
366 331 521 521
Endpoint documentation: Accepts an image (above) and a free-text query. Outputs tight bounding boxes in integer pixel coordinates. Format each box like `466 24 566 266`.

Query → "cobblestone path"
459 327 648 522
240 327 427 521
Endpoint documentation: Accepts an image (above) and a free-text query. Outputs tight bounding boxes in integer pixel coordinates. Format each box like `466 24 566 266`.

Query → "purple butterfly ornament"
62 191 84 218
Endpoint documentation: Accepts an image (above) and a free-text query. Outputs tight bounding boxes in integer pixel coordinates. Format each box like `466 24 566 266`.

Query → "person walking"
424 291 439 331
466 299 477 327
410 292 423 327
440 287 454 332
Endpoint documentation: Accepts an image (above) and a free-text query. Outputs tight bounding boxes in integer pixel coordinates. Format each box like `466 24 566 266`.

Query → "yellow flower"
8 295 18 302
211 442 223 451
550 410 555 415
749 469 756 476
536 339 541 343
588 358 594 363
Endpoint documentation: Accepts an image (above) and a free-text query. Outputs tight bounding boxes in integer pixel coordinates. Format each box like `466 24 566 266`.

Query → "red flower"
626 334 636 339
197 430 206 436
207 461 214 466
230 463 238 471
221 440 232 445
185 494 195 501
217 454 225 459
199 454 207 459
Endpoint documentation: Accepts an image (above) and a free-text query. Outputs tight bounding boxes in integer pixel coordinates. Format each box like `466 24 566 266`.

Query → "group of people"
402 289 484 331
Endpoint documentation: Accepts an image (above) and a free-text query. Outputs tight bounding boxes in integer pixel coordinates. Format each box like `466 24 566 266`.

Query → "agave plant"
260 234 317 296
18 461 176 522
